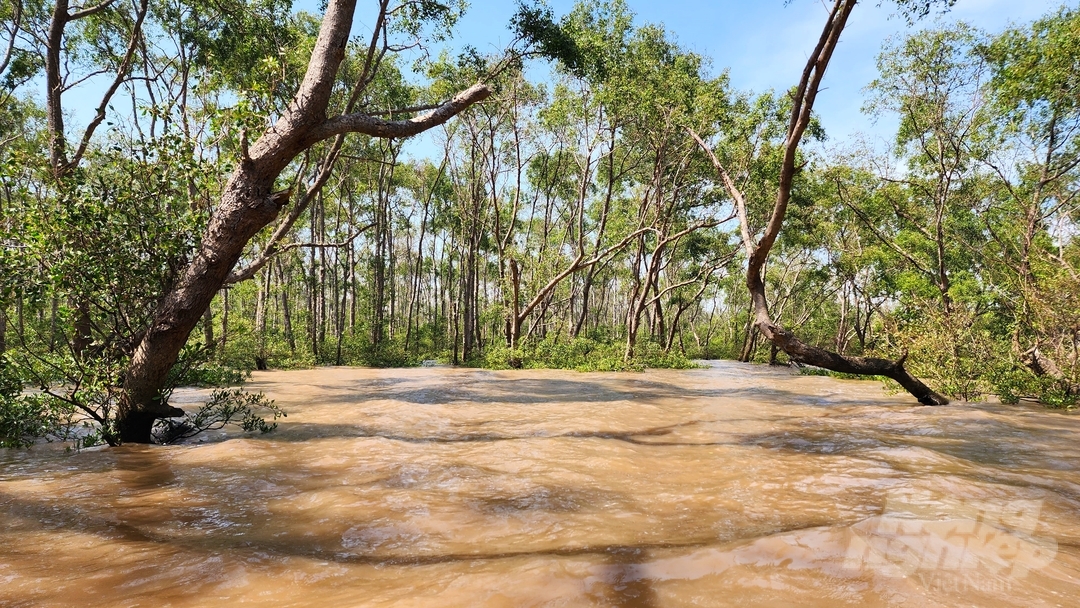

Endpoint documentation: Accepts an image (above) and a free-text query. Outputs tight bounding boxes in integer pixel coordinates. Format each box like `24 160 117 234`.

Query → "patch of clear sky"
53 1 1067 160
352 0 1064 161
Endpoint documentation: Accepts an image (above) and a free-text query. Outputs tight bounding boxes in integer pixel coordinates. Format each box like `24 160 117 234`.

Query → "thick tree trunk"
753 310 948 404
116 0 490 442
122 164 284 439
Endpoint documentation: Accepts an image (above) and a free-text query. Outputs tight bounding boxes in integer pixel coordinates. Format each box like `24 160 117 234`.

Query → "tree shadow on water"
593 547 660 608
253 420 707 446
301 376 761 407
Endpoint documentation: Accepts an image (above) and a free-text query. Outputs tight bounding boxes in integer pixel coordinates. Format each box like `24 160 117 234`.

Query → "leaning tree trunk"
690 0 947 406
117 0 491 442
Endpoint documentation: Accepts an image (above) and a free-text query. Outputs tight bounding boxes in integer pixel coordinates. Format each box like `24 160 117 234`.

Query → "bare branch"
308 83 493 142
0 0 21 78
277 223 375 252
645 253 735 308
687 127 755 257
517 227 651 325
67 0 150 172
364 102 443 116
69 0 117 20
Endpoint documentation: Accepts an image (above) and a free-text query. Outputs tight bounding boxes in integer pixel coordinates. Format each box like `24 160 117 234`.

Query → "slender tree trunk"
573 272 594 338
16 296 24 343
221 287 229 357
740 324 757 362
275 258 296 355
463 237 477 362
405 169 434 352
71 299 92 358
49 296 58 352
666 303 690 353
254 269 269 370
336 263 347 366
308 236 318 360
508 259 523 365
202 303 215 355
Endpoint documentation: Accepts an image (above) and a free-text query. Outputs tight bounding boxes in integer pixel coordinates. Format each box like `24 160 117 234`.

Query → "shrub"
482 336 698 371
153 388 285 444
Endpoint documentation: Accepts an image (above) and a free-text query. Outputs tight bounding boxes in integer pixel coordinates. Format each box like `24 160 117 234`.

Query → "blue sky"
53 0 1066 159
381 0 1067 158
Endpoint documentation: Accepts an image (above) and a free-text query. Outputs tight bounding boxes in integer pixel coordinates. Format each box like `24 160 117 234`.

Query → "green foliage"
484 336 698 372
890 0 959 22
331 333 419 368
152 388 286 445
0 353 115 450
889 305 1006 402
0 356 46 449
993 366 1078 410
981 7 1080 121
174 0 299 90
799 367 887 382
177 359 250 389
512 0 588 77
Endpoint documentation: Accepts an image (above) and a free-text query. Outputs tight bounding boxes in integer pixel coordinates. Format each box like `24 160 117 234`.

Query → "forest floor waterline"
2 361 1079 607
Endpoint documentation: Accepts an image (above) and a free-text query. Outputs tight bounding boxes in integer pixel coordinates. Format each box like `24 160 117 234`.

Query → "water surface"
2 362 1078 606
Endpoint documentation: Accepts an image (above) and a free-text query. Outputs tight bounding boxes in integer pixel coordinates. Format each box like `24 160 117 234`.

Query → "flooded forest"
2 0 1080 605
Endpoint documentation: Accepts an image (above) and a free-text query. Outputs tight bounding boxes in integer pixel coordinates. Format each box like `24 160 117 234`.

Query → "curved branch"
69 0 116 20
0 0 21 78
687 127 754 257
517 227 650 325
66 0 150 173
308 83 493 142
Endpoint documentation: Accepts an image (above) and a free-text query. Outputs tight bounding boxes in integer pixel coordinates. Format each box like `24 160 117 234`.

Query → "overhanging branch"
308 83 493 142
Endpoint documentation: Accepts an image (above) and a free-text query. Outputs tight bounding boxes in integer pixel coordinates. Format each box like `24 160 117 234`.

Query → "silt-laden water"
2 362 1079 606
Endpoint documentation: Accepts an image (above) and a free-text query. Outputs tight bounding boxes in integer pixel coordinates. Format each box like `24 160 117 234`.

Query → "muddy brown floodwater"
2 362 1080 607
